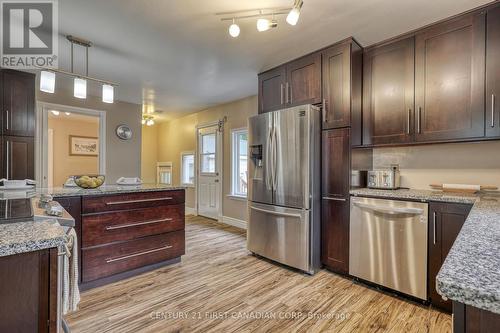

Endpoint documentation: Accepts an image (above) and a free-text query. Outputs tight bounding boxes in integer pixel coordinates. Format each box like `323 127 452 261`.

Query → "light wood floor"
66 215 451 333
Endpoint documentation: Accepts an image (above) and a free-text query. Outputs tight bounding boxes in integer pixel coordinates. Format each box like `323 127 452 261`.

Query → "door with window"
197 125 221 220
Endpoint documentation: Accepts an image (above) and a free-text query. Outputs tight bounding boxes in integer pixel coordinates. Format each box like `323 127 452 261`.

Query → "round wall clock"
116 124 132 140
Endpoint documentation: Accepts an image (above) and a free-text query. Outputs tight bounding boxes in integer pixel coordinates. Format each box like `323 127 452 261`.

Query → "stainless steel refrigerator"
247 104 320 274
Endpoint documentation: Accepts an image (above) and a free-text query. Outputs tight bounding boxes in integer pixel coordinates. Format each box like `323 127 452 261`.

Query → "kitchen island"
351 188 500 332
39 184 187 290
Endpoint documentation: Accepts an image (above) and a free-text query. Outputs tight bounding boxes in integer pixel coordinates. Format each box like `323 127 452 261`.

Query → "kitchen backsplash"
372 141 500 189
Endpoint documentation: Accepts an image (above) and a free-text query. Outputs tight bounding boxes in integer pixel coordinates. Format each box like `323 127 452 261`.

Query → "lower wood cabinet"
0 248 58 333
453 301 500 333
428 202 472 312
321 198 350 274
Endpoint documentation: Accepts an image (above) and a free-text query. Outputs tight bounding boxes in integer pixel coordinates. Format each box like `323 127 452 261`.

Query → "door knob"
214 179 219 183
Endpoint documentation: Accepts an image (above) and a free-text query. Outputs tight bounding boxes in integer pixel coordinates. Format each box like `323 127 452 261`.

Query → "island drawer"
82 190 185 213
81 204 185 247
82 231 184 282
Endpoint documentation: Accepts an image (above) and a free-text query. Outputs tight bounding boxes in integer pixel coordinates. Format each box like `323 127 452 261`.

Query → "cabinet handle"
5 110 8 130
105 218 173 231
285 82 289 104
417 107 422 134
105 245 173 263
6 141 9 180
492 94 495 128
105 197 172 205
322 197 347 202
288 82 292 103
322 99 327 123
280 83 284 105
433 211 437 245
407 108 411 134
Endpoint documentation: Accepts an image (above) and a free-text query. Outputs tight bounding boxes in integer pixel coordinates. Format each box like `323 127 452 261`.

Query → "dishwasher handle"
353 202 424 215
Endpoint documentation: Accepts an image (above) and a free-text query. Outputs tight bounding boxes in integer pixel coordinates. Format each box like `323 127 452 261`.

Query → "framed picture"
69 135 99 156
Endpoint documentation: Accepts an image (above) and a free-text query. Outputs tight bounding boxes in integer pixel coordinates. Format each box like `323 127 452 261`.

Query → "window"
181 152 195 186
231 129 248 197
157 162 172 185
200 132 216 173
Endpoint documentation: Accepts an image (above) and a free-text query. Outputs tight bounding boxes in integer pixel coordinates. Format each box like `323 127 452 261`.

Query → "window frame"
230 128 248 198
180 151 195 187
156 161 173 185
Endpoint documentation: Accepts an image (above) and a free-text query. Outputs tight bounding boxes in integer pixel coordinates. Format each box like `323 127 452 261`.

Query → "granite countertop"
0 220 66 257
350 188 500 314
37 183 186 198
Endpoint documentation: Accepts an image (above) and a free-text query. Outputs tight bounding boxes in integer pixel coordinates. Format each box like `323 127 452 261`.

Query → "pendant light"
74 77 87 99
40 71 55 93
102 84 114 103
228 18 240 38
286 0 303 26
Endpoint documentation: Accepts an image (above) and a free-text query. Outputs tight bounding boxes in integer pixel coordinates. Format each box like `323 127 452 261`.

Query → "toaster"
367 170 400 189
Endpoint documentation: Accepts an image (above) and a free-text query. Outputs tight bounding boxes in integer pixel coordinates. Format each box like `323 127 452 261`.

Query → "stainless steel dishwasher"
349 196 428 300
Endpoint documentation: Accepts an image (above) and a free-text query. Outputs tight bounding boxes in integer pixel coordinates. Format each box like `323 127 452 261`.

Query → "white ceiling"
56 0 492 120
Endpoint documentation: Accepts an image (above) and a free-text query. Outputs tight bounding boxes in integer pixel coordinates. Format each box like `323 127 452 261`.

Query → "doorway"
36 103 106 187
196 123 222 220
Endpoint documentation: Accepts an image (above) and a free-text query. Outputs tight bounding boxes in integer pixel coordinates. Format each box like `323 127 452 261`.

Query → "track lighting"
40 71 55 93
51 110 60 116
257 18 277 32
229 18 240 37
286 0 303 26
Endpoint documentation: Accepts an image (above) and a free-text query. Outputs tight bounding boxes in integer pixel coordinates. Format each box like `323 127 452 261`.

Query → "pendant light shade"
102 84 114 103
74 78 87 99
257 18 271 32
40 71 55 93
286 0 303 26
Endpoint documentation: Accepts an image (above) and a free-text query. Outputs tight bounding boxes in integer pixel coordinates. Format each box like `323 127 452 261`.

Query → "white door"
197 125 221 220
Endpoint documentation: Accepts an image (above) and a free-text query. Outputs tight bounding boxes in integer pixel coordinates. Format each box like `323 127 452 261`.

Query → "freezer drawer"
247 202 311 273
349 197 428 300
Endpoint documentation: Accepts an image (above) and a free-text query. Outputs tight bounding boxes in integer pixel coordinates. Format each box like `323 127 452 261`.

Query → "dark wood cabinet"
322 39 362 137
3 135 34 180
321 198 349 274
363 37 415 145
428 202 472 312
415 13 485 142
1 70 35 137
321 128 351 274
0 248 58 333
258 53 321 113
286 53 321 107
486 5 500 137
322 128 351 198
258 66 286 113
453 301 500 333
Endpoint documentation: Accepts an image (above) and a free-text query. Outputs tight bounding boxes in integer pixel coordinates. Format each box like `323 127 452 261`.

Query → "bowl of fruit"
74 175 105 189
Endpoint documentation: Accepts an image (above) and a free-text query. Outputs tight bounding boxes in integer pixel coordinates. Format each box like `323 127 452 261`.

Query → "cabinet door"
486 5 500 137
286 52 321 107
428 202 472 312
2 70 35 137
415 13 485 142
3 136 34 180
321 198 349 274
322 128 350 198
363 38 415 145
258 66 286 113
322 43 351 129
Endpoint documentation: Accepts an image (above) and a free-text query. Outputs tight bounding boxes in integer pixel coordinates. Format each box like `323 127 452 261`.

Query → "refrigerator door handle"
250 205 302 218
265 124 273 191
272 121 278 190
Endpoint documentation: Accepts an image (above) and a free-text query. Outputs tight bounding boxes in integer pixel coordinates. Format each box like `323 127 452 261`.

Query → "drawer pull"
105 218 173 231
105 197 173 205
105 245 173 263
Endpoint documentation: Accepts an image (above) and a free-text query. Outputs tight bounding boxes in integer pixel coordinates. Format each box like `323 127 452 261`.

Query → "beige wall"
36 85 142 183
48 116 99 186
141 124 158 183
372 141 500 189
151 95 257 221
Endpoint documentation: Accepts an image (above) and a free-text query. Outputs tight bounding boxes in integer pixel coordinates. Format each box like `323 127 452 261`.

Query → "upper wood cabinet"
486 4 500 137
428 202 472 313
258 53 321 113
258 66 286 113
1 70 35 137
363 37 415 145
414 13 485 142
3 136 34 180
322 40 362 137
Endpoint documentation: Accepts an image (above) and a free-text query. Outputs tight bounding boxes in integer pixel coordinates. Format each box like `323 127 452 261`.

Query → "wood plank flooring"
66 215 451 333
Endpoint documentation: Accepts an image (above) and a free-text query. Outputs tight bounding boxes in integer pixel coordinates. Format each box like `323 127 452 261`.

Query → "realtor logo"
0 0 58 68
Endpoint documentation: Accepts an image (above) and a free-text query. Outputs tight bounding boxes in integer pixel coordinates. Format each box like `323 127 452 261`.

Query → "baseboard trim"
221 216 247 230
185 206 197 215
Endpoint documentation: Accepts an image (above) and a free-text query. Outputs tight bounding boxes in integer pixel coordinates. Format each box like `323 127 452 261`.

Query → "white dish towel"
63 227 80 314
